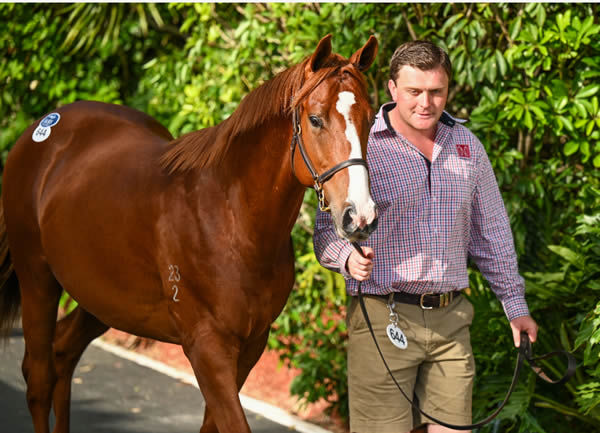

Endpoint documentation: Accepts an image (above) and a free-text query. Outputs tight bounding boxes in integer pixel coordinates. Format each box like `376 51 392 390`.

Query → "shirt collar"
371 102 454 146
372 102 396 136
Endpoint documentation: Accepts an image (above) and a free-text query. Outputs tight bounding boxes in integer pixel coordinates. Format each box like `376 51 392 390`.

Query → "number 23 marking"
168 265 181 302
168 265 181 282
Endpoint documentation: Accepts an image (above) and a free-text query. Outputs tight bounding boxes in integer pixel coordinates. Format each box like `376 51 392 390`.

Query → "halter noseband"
290 104 368 212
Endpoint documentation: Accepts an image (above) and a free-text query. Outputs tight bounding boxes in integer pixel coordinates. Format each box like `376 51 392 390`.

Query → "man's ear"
308 34 332 72
349 36 378 72
388 79 398 101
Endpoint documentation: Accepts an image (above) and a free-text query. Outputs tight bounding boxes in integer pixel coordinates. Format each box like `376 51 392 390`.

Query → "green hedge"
2 4 599 432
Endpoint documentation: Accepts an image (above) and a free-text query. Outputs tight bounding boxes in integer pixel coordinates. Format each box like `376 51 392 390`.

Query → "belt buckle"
419 293 434 310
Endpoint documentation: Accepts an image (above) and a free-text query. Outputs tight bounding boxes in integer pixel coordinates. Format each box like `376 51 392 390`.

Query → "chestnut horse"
0 35 378 433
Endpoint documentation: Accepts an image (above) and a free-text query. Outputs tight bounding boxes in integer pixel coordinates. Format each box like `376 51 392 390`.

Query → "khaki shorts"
347 294 475 433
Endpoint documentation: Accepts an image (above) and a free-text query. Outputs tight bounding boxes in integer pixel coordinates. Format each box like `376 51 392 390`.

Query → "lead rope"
350 242 576 430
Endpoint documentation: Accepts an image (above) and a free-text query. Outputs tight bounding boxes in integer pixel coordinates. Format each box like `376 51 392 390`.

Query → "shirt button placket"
431 191 438 236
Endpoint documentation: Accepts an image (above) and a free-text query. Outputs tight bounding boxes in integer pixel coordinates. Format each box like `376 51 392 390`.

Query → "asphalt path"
0 329 295 433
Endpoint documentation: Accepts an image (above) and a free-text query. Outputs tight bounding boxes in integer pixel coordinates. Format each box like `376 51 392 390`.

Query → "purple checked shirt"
313 102 530 321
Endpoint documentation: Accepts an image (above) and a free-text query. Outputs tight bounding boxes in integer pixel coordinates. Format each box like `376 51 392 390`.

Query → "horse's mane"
160 54 354 174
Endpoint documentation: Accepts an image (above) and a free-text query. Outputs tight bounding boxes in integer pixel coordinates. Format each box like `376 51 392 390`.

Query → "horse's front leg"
199 329 271 433
181 321 251 433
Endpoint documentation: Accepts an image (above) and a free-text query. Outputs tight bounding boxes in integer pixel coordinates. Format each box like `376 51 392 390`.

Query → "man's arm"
313 209 373 280
313 208 355 278
468 145 538 345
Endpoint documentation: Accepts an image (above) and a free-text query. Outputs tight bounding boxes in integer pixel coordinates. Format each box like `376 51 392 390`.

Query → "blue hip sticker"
40 113 61 128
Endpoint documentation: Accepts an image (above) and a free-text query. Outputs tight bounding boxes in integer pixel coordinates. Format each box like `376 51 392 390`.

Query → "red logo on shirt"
456 144 471 158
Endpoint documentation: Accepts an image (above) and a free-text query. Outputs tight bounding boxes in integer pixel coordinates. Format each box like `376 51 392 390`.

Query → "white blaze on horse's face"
335 91 377 232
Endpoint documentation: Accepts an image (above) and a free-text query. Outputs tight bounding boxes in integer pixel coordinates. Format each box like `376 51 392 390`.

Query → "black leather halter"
290 105 368 212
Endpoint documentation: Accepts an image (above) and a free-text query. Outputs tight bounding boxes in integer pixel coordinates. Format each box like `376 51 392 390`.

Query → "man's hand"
346 247 374 281
510 315 538 347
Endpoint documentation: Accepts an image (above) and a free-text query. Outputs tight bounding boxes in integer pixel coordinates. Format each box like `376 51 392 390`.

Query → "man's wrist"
338 244 354 279
504 296 530 322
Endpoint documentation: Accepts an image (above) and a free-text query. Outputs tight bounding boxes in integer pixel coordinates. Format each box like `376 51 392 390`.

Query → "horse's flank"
160 54 359 174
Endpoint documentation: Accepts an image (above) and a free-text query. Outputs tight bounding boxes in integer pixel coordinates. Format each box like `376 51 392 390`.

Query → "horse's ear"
350 35 378 72
308 34 333 72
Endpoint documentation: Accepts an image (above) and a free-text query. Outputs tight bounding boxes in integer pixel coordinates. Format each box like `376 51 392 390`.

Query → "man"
313 41 538 433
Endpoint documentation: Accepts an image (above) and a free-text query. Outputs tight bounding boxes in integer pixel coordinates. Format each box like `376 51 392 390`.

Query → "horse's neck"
235 117 305 236
185 117 305 253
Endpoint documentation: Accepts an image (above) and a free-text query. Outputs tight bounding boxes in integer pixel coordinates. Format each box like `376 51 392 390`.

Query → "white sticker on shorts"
32 112 60 142
387 324 408 350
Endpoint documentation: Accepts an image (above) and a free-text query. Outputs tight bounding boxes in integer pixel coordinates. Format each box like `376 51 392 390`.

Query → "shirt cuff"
502 296 531 322
337 243 355 279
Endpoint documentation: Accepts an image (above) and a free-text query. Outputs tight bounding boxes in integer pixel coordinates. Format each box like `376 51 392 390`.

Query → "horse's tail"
0 199 20 339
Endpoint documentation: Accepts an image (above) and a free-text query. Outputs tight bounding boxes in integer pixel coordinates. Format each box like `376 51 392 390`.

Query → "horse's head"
291 35 379 242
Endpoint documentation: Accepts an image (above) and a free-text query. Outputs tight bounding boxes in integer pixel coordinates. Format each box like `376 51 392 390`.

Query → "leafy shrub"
1 4 598 431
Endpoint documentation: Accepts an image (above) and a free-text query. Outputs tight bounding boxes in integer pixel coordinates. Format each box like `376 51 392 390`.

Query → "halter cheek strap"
290 105 368 212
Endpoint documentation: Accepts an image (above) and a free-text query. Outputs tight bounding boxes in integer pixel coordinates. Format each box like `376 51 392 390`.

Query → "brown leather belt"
371 290 462 309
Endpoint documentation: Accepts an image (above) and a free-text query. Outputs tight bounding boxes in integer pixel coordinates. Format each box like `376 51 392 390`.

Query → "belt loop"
387 293 395 305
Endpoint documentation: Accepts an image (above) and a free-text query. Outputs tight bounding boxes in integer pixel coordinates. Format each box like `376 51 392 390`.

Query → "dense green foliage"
1 4 598 432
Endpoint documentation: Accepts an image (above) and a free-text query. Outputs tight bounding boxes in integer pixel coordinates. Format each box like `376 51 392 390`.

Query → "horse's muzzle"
341 204 378 242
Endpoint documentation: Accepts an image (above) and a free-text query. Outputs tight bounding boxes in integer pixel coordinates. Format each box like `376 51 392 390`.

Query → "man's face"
388 65 449 134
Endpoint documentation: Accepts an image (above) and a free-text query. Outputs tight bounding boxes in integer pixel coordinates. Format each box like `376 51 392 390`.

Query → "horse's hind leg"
51 306 108 433
18 264 63 433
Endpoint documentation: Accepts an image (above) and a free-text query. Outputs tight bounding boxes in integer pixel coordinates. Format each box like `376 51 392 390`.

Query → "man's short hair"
389 41 452 82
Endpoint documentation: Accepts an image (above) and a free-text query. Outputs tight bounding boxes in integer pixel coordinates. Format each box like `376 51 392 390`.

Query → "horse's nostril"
342 207 354 229
368 216 379 233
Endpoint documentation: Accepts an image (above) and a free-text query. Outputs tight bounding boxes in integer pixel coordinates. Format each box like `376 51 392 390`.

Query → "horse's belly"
48 245 178 342
39 185 180 342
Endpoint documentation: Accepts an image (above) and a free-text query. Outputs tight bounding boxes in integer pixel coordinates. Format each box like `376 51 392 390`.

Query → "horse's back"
4 100 172 219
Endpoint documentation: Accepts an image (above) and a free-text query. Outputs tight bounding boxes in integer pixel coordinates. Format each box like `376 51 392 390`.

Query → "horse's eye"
309 115 323 128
